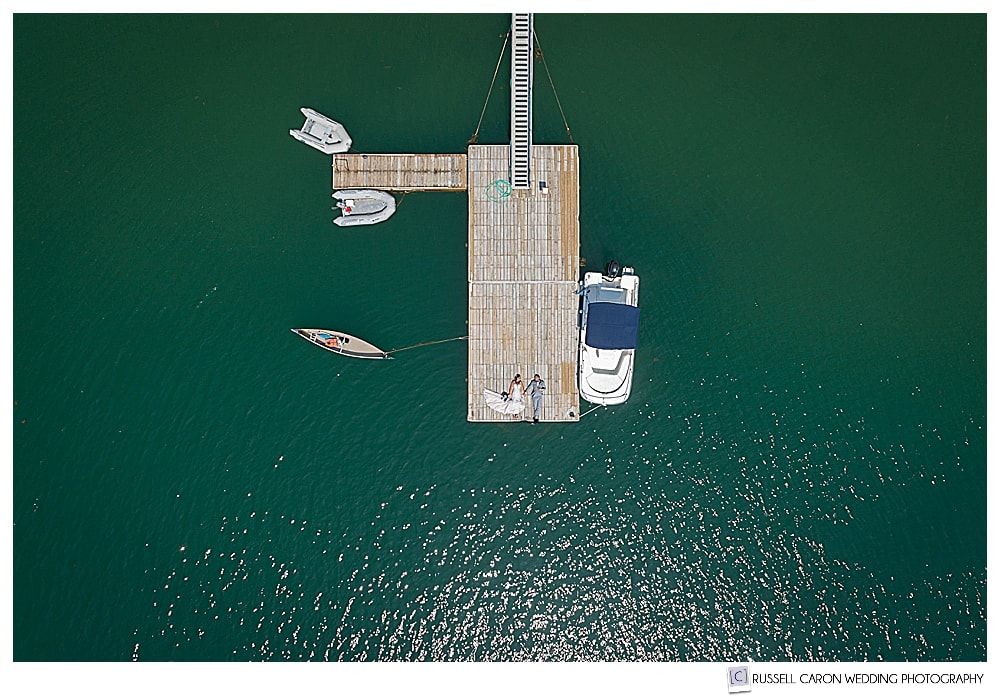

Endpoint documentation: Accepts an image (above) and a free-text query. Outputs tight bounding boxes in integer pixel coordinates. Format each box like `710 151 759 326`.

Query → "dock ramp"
510 13 533 189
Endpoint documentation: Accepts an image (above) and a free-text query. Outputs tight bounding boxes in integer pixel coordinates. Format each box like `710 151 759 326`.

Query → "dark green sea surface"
13 14 985 661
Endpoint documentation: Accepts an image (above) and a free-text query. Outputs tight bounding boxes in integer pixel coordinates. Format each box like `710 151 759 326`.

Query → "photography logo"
727 665 751 693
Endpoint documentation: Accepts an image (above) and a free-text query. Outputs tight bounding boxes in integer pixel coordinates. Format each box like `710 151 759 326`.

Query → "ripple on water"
137 371 983 660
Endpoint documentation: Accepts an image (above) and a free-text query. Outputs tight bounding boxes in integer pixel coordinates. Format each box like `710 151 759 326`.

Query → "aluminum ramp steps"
510 13 533 189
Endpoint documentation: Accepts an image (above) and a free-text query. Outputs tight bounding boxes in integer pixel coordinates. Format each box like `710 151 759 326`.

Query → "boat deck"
466 144 580 422
332 153 467 191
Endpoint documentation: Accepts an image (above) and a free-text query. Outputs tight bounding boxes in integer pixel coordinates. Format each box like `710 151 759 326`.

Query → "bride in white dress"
506 374 526 419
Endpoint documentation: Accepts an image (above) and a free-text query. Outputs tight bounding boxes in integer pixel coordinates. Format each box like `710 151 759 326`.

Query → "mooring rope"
387 335 469 354
533 32 574 144
469 31 510 145
578 403 605 418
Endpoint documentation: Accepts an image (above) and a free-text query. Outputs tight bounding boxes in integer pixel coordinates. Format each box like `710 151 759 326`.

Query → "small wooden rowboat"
291 329 391 359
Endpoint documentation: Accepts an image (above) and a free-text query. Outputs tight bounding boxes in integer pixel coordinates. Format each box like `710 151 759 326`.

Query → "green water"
13 14 985 661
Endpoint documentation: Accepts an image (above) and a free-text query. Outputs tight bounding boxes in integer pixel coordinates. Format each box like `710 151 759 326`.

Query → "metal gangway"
510 13 533 189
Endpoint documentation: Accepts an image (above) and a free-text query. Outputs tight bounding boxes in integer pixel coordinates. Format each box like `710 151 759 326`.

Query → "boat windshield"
589 285 626 303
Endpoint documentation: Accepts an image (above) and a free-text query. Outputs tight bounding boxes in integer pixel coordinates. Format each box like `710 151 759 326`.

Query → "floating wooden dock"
321 14 581 423
332 153 466 191
467 144 580 422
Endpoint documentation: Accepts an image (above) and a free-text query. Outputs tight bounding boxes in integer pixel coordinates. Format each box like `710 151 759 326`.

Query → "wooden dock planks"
467 144 581 422
326 146 580 422
332 153 467 191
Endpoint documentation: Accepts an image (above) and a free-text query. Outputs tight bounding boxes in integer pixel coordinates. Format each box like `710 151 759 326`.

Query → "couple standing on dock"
506 373 546 423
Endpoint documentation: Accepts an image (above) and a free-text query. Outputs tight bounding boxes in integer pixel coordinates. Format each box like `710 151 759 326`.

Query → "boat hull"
291 328 390 359
578 268 640 405
289 107 352 154
332 189 397 227
579 347 635 404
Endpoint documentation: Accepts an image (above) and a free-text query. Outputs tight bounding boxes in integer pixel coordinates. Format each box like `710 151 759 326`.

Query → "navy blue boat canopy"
586 302 640 350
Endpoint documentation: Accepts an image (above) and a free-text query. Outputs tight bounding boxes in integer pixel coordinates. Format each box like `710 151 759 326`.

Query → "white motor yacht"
578 261 640 405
